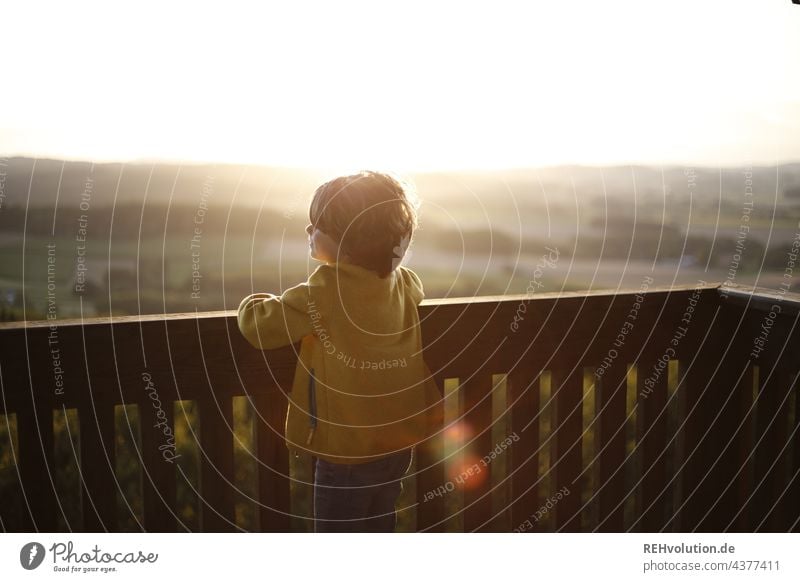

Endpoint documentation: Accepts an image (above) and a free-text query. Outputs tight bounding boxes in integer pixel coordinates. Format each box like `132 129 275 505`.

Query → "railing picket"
703 332 753 533
462 371 496 532
198 394 235 531
679 364 716 531
79 402 117 531
17 400 57 531
637 357 669 532
255 382 291 532
753 351 797 531
139 393 177 532
508 364 541 532
416 373 445 532
596 362 629 532
550 365 583 531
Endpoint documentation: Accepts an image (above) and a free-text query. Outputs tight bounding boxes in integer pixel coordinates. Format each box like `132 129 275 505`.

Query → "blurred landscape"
1 156 799 322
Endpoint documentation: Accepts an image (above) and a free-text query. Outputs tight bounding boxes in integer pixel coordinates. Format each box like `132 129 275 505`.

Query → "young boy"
237 171 441 532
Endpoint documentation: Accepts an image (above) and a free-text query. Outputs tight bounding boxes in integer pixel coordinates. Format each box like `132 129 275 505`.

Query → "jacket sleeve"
237 282 314 350
401 267 425 305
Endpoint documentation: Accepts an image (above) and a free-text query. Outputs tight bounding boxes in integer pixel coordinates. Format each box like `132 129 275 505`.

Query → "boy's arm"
237 282 314 350
401 266 425 305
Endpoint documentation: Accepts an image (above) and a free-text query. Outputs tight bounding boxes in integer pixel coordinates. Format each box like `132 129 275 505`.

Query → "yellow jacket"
237 262 441 463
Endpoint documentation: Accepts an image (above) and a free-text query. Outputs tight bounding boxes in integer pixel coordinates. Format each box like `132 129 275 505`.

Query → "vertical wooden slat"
438 377 464 532
704 351 752 532
676 361 707 532
462 371 495 532
17 401 57 531
79 402 117 531
124 317 177 532
596 362 629 531
735 362 757 532
508 364 541 531
139 392 177 532
415 436 445 531
199 395 235 531
255 382 291 532
550 365 583 531
416 375 445 532
753 354 795 531
766 365 797 532
663 361 685 533
637 357 669 532
746 306 796 531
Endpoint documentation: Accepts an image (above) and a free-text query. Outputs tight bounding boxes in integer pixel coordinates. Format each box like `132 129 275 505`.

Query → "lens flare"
448 452 489 491
442 421 471 449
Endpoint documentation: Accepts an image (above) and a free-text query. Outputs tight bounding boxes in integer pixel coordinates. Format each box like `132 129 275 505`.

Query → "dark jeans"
313 448 413 532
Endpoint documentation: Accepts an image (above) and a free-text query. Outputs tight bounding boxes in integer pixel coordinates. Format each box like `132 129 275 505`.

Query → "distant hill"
3 157 800 212
1 157 798 243
0 157 329 210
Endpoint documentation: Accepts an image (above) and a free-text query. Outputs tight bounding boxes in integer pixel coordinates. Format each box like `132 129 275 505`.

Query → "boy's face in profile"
306 223 342 264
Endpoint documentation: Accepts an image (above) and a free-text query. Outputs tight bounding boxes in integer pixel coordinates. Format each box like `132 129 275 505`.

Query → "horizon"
3 154 800 175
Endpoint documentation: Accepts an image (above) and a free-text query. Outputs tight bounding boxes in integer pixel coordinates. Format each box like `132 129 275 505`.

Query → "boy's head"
307 171 419 278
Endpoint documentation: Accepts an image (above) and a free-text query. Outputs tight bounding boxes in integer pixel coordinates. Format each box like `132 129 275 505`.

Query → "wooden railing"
0 282 797 532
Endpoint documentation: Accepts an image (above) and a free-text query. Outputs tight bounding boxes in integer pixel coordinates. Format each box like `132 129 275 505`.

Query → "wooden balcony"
0 282 798 532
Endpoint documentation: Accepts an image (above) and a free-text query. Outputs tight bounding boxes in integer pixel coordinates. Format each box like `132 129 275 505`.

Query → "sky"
1 0 799 172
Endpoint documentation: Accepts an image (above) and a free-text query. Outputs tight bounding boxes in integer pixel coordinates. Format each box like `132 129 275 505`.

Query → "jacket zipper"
306 367 317 445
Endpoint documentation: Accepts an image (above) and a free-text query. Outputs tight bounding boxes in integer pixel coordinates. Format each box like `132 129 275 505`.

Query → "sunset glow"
1 0 799 171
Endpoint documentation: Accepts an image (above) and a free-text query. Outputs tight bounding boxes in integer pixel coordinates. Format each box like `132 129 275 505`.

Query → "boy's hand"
238 286 314 350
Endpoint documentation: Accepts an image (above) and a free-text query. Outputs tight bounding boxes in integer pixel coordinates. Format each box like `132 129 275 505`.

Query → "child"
237 170 441 532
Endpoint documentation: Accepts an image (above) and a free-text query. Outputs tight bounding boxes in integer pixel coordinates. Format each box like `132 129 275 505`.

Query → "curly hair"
309 171 419 278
